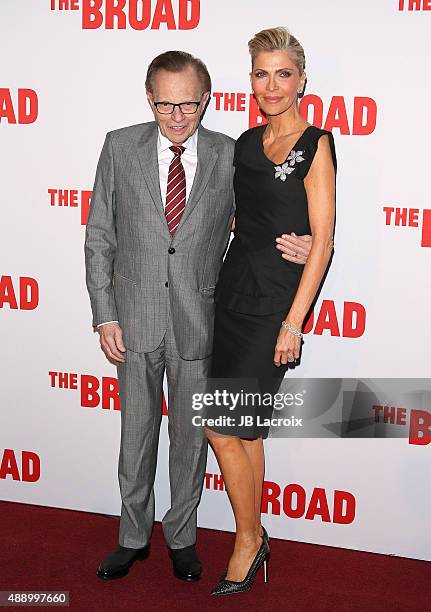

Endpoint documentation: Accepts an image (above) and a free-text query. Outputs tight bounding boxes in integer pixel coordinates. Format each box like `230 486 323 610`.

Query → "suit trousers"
116 310 210 549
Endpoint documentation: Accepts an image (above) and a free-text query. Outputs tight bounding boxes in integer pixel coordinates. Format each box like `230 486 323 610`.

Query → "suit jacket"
84 121 235 359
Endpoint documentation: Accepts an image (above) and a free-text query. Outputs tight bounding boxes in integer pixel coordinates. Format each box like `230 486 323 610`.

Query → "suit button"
168 247 175 254
165 282 169 287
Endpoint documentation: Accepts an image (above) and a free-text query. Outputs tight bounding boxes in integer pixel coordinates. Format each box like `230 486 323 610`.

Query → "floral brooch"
274 150 305 181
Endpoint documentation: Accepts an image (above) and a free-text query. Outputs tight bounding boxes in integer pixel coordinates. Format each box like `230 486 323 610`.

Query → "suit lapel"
174 125 218 233
136 123 170 232
136 122 218 235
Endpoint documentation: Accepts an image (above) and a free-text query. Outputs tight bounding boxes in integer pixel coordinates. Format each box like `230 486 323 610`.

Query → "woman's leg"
207 433 262 581
240 437 265 535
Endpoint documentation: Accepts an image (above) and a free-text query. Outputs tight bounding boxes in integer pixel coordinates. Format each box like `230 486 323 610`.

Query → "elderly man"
84 50 311 582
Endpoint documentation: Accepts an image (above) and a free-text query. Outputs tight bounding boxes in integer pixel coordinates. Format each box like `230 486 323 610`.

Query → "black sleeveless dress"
208 124 337 439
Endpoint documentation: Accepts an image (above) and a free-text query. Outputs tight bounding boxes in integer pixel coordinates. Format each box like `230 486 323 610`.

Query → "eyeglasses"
154 100 201 114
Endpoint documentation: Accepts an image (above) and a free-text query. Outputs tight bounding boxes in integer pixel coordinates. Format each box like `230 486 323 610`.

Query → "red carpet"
1 501 429 611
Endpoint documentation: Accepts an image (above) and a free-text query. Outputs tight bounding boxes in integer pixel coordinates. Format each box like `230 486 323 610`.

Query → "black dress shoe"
168 544 201 581
97 544 150 580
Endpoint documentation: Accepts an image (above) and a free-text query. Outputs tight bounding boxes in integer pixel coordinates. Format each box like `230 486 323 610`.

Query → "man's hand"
276 232 313 264
97 322 126 364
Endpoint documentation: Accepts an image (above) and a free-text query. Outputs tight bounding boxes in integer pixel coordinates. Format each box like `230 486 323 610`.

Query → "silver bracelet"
281 321 303 338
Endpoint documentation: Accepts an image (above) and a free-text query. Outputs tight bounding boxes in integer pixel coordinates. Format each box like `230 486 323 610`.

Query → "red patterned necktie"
165 145 186 236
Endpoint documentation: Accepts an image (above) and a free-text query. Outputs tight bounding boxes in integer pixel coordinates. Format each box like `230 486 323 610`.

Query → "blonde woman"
207 27 337 595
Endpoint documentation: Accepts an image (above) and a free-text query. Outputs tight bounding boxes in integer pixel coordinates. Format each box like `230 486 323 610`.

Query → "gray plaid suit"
84 121 235 548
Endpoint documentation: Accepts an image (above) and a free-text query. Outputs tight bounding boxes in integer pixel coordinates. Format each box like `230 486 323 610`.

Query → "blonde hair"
248 26 306 74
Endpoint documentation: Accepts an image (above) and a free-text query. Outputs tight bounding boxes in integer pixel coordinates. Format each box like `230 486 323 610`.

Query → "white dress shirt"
97 127 199 329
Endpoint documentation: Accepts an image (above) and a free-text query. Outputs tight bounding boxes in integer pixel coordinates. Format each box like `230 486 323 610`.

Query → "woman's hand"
273 325 302 366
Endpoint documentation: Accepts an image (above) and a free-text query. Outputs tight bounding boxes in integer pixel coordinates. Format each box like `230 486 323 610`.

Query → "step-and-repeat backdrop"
1 1 430 562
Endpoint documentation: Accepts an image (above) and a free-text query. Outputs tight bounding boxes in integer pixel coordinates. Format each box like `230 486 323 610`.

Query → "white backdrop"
1 0 431 562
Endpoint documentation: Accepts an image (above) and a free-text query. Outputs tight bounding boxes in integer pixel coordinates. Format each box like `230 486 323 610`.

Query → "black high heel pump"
210 536 270 596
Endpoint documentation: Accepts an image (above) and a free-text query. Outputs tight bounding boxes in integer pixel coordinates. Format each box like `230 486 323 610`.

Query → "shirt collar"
157 127 198 154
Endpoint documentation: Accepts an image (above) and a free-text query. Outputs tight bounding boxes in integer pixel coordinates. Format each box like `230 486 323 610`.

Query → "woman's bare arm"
274 134 336 365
